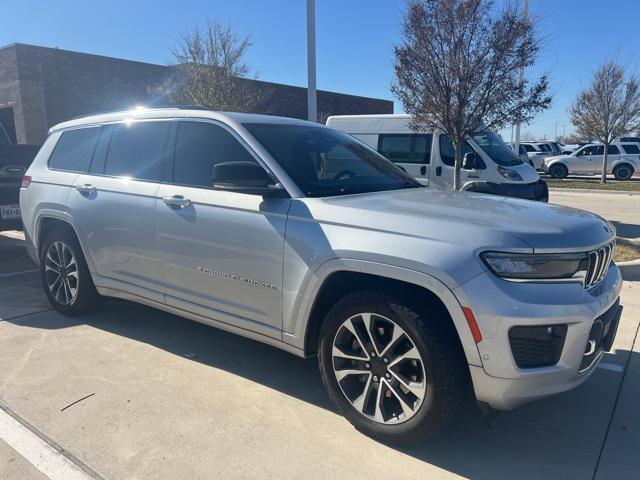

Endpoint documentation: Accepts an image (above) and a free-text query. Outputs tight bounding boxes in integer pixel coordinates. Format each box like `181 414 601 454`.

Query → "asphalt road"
1 189 639 479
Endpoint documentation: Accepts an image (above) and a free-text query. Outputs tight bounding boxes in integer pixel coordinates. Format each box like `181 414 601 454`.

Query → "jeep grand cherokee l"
20 108 623 443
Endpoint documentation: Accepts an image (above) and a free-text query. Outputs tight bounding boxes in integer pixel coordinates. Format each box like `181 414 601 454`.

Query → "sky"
2 0 640 140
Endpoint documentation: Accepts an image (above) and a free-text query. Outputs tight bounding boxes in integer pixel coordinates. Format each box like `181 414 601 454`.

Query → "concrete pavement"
549 189 640 240
0 229 639 479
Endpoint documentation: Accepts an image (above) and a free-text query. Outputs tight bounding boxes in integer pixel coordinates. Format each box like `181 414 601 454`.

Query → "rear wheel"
613 164 634 180
318 291 468 444
40 227 100 315
549 163 568 179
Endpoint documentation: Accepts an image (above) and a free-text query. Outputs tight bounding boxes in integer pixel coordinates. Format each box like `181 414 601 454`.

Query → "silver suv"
20 108 623 443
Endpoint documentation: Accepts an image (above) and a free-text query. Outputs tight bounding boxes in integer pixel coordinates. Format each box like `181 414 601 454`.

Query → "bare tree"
152 20 264 112
392 0 551 190
570 60 640 183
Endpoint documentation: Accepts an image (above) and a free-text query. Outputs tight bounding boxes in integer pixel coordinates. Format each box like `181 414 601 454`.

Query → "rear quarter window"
48 127 101 172
622 144 640 154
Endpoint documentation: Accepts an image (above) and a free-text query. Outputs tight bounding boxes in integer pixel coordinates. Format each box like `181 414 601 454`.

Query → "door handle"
163 195 191 208
435 166 442 176
76 184 96 194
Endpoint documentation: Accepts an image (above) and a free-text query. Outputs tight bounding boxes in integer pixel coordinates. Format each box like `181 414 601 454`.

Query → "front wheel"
549 164 568 179
318 291 468 444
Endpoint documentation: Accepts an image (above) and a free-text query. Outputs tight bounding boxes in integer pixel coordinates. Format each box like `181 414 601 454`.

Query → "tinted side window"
173 121 257 188
438 135 474 167
104 121 167 181
522 144 535 152
607 145 620 154
378 134 432 164
48 127 100 172
378 135 411 162
622 144 640 154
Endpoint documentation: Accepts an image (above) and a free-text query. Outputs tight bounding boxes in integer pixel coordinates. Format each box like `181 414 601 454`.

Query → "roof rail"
69 104 209 120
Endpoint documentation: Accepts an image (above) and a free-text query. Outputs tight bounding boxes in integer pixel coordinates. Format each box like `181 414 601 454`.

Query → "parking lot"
1 190 639 480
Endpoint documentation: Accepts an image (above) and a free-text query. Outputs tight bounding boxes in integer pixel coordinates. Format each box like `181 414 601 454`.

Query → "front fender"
282 258 483 367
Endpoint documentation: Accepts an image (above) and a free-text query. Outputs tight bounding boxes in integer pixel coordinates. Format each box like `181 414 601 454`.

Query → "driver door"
432 134 476 189
572 145 598 174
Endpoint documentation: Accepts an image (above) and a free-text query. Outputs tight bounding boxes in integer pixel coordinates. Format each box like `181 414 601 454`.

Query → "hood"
301 187 613 252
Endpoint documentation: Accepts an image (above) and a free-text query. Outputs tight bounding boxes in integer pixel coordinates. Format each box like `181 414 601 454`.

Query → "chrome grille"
585 242 614 289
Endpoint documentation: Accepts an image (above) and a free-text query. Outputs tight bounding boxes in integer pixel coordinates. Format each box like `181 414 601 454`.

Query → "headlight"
497 166 523 181
481 251 587 281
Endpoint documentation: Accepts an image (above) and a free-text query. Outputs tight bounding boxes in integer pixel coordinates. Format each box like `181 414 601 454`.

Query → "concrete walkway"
0 230 638 479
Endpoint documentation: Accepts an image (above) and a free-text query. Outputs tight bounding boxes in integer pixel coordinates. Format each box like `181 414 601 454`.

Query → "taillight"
21 175 32 188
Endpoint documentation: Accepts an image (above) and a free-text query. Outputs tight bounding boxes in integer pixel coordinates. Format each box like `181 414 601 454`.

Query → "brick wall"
0 44 393 144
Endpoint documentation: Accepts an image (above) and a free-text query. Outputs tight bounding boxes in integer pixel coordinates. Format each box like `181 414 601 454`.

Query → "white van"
326 114 548 201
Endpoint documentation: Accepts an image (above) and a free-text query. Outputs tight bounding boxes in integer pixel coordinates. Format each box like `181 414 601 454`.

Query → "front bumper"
455 263 623 410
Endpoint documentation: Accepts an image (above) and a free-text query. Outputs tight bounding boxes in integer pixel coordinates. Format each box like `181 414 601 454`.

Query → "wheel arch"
34 212 95 272
288 259 482 367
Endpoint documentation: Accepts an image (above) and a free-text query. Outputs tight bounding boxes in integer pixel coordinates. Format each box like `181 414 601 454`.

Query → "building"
0 43 393 145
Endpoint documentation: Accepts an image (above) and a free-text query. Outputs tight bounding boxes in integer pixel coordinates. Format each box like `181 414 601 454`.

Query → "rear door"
602 145 620 173
67 120 169 301
377 133 432 184
155 119 289 335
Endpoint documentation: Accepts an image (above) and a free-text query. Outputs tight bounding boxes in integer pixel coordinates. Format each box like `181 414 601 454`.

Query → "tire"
613 164 634 180
40 226 101 315
549 163 568 179
318 291 468 444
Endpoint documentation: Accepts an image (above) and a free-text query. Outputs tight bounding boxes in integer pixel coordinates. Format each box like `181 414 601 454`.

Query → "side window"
378 134 432 164
438 135 474 167
104 121 167 181
622 144 640 154
414 135 432 164
48 127 100 172
579 146 597 156
522 144 535 152
594 146 604 155
172 121 258 188
607 145 620 155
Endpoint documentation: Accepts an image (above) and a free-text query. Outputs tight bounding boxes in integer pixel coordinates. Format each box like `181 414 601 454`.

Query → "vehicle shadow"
6 296 631 480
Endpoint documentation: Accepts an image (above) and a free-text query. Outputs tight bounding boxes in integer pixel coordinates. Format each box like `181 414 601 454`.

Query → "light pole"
307 0 317 122
514 0 529 152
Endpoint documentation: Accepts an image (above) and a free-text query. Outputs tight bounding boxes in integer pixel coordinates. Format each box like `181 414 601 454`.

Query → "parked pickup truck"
0 125 40 230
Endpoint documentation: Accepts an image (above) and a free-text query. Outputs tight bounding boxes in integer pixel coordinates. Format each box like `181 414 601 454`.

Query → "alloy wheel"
44 241 79 306
331 312 427 425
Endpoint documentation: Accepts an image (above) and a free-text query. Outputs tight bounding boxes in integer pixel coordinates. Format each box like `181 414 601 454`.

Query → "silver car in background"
20 108 623 443
544 142 640 179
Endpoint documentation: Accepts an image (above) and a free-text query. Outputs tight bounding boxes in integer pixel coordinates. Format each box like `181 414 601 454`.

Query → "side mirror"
462 152 477 170
212 161 286 197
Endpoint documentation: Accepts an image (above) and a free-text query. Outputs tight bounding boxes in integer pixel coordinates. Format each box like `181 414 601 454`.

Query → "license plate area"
0 204 20 219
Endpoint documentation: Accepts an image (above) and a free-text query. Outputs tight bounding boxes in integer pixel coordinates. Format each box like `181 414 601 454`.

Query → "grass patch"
545 178 640 192
615 241 640 263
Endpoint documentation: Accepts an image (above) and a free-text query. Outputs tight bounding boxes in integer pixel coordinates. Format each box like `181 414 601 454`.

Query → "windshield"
244 123 422 197
471 130 522 166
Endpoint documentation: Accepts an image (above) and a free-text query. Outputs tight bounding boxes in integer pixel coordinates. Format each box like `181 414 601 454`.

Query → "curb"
618 259 640 281
548 188 639 195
